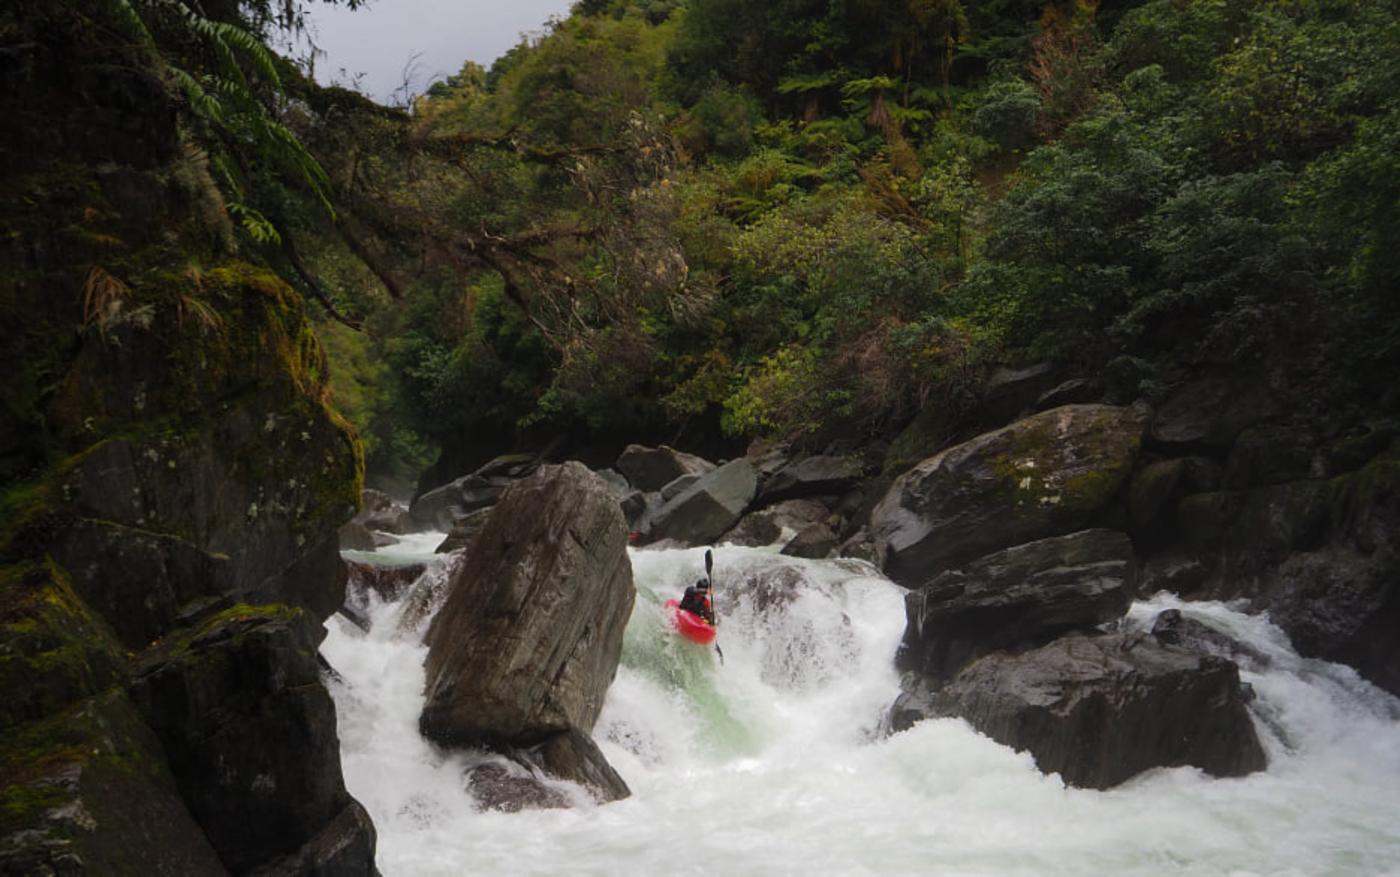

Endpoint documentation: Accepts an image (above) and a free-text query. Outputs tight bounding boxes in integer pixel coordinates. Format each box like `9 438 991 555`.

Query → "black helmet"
695 579 710 590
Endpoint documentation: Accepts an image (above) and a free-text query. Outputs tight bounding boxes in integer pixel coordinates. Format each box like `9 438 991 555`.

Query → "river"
324 537 1400 876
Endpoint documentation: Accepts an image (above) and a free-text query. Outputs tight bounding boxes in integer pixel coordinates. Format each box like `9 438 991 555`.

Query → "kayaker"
678 579 715 625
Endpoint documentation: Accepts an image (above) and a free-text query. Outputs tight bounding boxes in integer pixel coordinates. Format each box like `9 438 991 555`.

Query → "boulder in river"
897 631 1267 789
871 404 1149 586
434 507 493 553
646 459 758 546
409 453 539 531
756 454 863 505
616 444 716 492
723 498 831 547
897 529 1136 682
419 463 634 799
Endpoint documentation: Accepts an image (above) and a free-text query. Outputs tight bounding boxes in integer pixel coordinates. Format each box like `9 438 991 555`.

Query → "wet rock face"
466 763 571 813
419 463 634 801
0 15 373 871
871 404 1149 586
345 560 426 605
131 610 356 873
907 631 1267 789
897 529 1137 682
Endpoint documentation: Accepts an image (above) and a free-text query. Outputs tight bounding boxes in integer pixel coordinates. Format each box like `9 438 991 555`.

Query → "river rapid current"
324 537 1400 876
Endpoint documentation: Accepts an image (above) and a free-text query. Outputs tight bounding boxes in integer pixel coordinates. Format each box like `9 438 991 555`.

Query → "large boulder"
420 463 635 793
354 488 409 534
898 631 1267 789
616 444 716 492
131 608 368 873
408 453 538 531
646 459 758 546
756 455 863 505
1182 442 1400 695
1149 376 1279 449
723 499 831 547
979 362 1060 427
897 529 1137 682
871 404 1149 586
780 522 839 559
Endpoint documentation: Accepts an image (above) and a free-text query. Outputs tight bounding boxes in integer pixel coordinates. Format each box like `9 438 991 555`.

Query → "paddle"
705 548 723 665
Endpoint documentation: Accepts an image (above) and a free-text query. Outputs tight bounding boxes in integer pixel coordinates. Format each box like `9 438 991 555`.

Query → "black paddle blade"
715 643 724 665
705 548 713 580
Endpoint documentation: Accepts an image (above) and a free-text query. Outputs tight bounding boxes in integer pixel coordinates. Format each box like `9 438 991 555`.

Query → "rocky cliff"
1 7 375 873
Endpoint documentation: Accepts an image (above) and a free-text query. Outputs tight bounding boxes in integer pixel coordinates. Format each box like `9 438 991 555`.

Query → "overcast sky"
299 0 576 104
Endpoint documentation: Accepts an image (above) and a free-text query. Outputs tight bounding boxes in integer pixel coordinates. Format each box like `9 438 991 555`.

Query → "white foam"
324 544 1400 876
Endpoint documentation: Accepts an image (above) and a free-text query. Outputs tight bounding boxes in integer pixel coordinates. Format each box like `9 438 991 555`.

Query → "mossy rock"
0 691 225 876
131 604 350 872
0 560 124 731
872 404 1150 585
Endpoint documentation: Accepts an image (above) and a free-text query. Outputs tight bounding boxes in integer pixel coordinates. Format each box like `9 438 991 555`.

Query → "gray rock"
354 488 408 534
1151 609 1271 667
980 362 1059 426
1036 378 1103 411
338 521 377 552
1150 377 1279 448
757 455 863 505
620 490 649 528
724 499 831 547
250 799 378 877
660 473 702 501
871 404 1149 586
1137 551 1211 596
780 522 839 559
525 728 631 803
595 468 632 496
465 761 570 813
131 610 356 873
434 507 493 554
408 473 509 532
897 529 1137 682
616 444 715 492
906 631 1267 789
647 459 758 546
420 463 634 797
345 560 425 605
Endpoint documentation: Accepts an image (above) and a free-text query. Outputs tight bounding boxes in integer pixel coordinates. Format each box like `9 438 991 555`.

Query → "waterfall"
323 541 1400 876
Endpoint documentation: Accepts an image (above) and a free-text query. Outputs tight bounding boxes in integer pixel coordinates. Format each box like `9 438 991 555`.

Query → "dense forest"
8 0 1399 490
286 0 1400 492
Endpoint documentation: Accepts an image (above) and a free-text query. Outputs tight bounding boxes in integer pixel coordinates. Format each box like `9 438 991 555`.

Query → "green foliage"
283 0 1400 463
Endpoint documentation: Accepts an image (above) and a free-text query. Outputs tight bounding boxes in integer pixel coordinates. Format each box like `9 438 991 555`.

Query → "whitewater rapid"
324 539 1400 876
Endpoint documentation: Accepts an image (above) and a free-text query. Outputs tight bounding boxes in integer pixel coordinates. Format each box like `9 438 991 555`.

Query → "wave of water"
322 541 1400 876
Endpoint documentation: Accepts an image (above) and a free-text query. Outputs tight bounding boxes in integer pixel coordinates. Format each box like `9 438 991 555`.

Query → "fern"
228 202 283 245
95 0 338 240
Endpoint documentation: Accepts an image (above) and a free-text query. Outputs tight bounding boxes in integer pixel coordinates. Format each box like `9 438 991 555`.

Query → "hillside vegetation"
71 0 1400 486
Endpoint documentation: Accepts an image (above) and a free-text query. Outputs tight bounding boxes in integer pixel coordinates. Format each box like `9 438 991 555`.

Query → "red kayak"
665 599 716 645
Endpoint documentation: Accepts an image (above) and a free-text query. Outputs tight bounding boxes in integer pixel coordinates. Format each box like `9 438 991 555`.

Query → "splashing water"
321 541 1400 876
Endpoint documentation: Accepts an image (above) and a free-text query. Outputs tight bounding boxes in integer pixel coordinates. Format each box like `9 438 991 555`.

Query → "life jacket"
679 588 712 622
